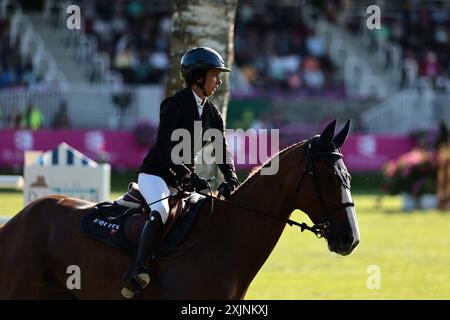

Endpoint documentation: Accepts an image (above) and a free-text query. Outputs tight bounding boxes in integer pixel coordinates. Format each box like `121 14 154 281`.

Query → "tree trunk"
167 0 238 186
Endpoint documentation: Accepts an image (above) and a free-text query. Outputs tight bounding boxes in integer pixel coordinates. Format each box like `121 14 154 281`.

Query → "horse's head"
292 120 360 256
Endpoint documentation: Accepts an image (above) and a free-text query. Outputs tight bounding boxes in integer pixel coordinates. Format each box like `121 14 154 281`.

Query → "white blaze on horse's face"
310 161 360 256
322 158 360 256
332 185 360 255
333 160 360 255
342 187 360 243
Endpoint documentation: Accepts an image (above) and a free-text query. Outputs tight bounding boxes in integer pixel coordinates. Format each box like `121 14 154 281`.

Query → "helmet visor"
214 66 231 72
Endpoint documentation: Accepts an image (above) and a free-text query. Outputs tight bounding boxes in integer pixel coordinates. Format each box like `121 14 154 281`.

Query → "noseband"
289 140 355 238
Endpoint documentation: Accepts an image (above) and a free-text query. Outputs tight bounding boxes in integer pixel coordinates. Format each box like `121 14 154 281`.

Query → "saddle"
115 182 193 239
81 182 207 259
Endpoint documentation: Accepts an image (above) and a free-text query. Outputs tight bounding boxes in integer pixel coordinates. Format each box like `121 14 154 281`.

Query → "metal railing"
0 86 63 129
360 86 435 134
314 17 391 99
0 84 162 130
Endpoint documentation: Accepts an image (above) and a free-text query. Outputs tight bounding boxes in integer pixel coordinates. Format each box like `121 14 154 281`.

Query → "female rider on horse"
121 47 240 298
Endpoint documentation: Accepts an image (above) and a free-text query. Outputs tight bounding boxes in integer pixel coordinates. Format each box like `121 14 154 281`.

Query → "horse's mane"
238 139 307 188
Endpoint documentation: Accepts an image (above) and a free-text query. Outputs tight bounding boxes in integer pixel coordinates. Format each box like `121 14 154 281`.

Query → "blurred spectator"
127 0 145 18
0 62 20 88
7 108 22 129
21 102 44 130
302 56 325 90
287 72 303 90
231 65 253 94
148 49 169 82
111 11 128 34
132 48 151 83
250 113 274 130
306 31 325 58
21 63 39 87
52 102 71 129
420 51 442 84
268 54 301 88
402 50 419 88
114 44 137 82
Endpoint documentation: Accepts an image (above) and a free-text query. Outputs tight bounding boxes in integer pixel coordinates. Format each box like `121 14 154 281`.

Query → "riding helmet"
180 47 230 86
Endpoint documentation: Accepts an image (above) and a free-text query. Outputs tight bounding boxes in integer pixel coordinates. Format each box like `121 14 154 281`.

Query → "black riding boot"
121 210 163 299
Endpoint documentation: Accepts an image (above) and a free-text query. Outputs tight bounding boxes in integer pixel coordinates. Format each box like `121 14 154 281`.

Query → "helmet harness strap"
197 74 209 97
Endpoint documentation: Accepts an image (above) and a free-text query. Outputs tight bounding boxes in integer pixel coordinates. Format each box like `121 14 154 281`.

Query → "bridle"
288 139 355 238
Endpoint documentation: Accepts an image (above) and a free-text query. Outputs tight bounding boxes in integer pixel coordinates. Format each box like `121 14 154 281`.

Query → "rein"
195 191 326 237
198 142 355 239
152 143 355 240
154 187 324 262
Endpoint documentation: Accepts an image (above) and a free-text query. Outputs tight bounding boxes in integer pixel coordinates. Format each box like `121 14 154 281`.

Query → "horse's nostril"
343 234 354 246
352 239 359 250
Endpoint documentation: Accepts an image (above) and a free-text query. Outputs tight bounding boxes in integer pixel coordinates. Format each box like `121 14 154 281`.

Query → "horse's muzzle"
328 236 359 256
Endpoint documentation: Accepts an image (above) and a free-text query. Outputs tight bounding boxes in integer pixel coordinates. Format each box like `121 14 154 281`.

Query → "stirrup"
121 278 141 299
121 272 150 299
121 267 150 299
135 271 150 289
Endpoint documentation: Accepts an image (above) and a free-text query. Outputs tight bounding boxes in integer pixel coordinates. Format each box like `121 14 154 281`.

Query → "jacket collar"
191 89 206 108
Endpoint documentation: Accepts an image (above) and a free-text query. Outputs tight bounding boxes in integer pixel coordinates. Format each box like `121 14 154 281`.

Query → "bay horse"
0 119 359 299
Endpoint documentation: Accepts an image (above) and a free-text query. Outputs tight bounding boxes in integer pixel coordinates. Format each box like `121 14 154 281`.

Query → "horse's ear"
319 119 337 147
333 120 351 148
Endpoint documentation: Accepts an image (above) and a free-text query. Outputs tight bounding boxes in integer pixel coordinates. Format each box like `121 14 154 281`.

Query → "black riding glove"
218 179 238 199
187 173 209 192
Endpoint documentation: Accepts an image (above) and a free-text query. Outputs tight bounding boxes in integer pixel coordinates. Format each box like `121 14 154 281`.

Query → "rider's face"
203 69 223 96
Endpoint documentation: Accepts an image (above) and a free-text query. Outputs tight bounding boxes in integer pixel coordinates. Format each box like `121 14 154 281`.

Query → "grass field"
1 191 449 299
247 195 450 300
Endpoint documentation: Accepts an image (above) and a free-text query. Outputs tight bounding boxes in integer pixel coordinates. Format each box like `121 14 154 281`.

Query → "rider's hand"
217 180 238 199
185 173 209 192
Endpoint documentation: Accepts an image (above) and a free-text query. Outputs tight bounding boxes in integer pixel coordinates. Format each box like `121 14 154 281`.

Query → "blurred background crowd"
0 0 449 133
1 0 340 92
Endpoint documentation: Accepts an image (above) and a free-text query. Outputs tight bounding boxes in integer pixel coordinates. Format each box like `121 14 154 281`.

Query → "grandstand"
0 0 449 164
313 0 450 133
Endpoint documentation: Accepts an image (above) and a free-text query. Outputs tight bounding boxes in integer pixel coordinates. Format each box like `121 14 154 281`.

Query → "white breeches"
137 173 171 224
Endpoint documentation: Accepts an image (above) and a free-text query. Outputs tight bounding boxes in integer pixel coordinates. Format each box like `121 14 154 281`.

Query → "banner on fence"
341 134 416 171
0 129 416 172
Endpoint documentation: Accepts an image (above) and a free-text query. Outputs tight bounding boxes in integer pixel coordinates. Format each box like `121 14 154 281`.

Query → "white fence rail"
0 175 24 190
360 88 435 134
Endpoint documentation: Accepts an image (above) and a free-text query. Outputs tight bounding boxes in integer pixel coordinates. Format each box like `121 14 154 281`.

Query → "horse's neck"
210 152 298 290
